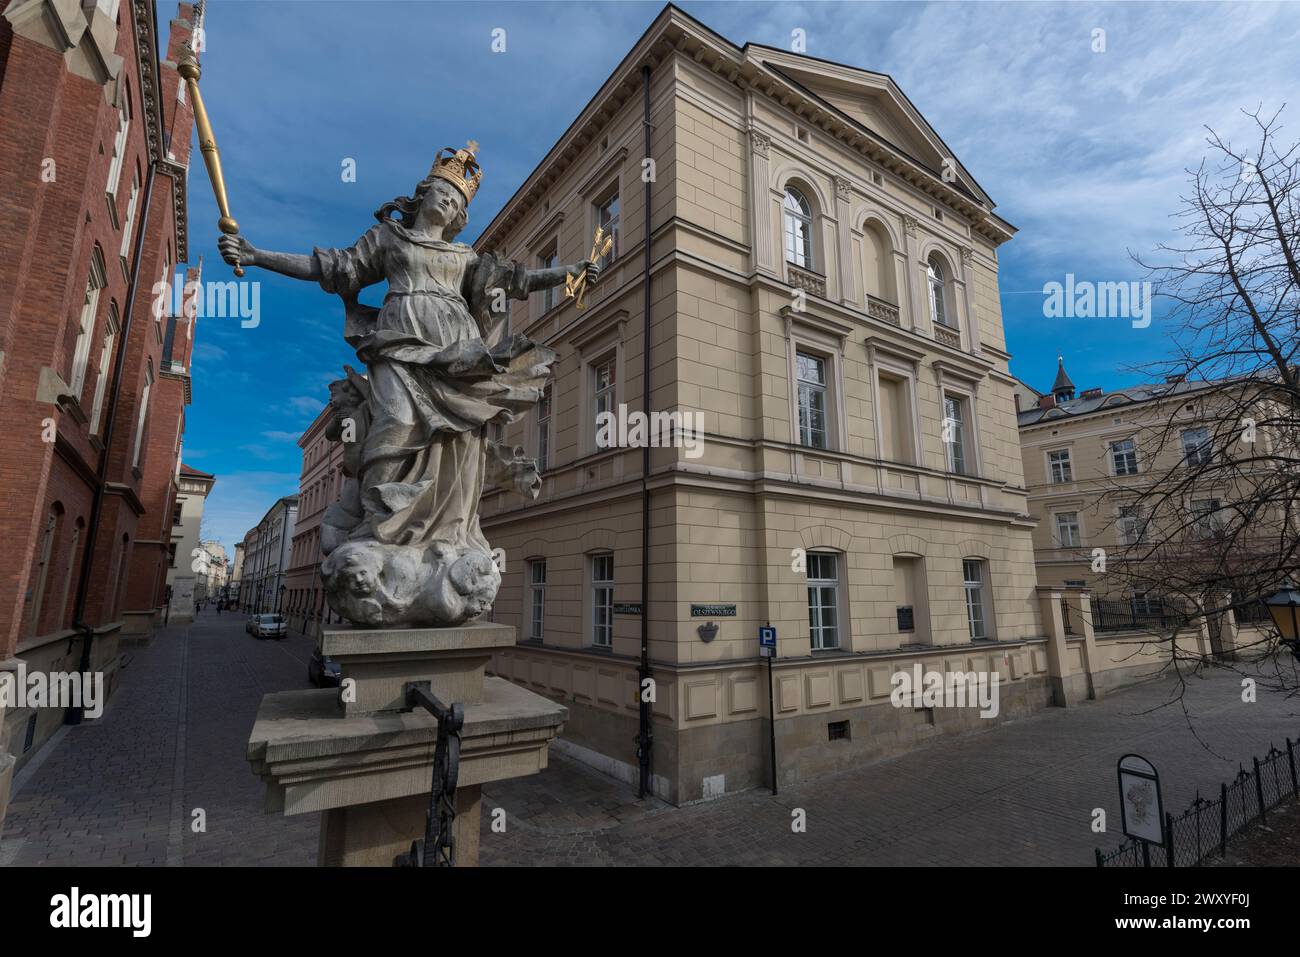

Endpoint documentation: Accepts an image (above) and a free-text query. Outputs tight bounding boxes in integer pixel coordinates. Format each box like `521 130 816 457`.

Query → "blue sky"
182 0 1300 551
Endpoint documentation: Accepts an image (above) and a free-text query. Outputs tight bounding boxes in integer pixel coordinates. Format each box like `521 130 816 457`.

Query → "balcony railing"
932 322 961 349
786 262 827 298
866 294 901 326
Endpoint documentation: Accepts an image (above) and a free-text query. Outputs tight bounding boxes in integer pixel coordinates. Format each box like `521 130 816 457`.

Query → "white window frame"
806 551 841 651
1181 427 1212 466
536 384 552 472
538 244 559 313
1047 448 1073 483
119 169 140 265
1111 438 1138 476
1191 498 1223 537
528 559 546 642
1054 511 1082 548
595 188 619 269
592 354 617 451
106 90 130 201
1117 504 1145 546
783 186 814 269
590 553 613 648
70 247 108 398
927 255 949 327
796 350 829 449
962 558 990 641
88 301 120 434
943 392 970 475
132 363 153 469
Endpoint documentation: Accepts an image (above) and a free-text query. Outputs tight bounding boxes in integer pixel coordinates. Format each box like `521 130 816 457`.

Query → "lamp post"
277 584 286 615
1264 583 1300 656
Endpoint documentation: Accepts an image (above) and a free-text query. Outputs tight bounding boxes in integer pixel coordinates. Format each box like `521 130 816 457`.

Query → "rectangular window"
70 249 108 398
132 365 153 468
963 559 988 640
87 301 119 433
1054 511 1081 548
1181 427 1211 466
1117 504 1144 545
528 560 546 642
796 351 828 449
119 171 140 264
806 552 840 650
1111 438 1138 476
172 502 183 526
536 384 551 471
1191 498 1223 537
593 357 616 449
538 248 558 312
106 97 129 199
596 191 619 268
1048 449 1073 483
944 394 968 474
591 554 613 648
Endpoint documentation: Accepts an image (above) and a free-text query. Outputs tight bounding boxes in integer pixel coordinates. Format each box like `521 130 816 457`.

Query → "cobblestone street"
3 610 1297 867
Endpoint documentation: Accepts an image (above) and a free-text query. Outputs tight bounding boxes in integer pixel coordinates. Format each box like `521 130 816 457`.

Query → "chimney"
1038 394 1057 410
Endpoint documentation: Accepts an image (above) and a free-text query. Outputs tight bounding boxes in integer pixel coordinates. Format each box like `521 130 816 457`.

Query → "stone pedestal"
248 623 565 866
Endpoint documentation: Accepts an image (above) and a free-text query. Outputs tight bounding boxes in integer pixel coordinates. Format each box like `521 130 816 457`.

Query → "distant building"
241 497 299 615
284 405 344 640
194 540 227 604
230 540 246 605
165 464 216 621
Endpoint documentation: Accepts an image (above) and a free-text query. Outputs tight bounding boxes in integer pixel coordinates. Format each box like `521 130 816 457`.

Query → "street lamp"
1263 582 1300 656
277 584 286 614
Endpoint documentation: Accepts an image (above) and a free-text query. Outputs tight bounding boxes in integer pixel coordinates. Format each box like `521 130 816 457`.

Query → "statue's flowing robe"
313 220 554 558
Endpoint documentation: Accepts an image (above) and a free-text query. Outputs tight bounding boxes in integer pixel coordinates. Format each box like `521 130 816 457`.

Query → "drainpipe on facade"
65 155 160 726
636 63 655 798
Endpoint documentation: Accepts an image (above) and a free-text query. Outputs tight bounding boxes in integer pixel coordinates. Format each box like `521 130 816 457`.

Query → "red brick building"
0 0 204 827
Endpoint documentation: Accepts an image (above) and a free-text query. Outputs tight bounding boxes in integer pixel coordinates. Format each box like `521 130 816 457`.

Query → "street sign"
759 625 776 657
691 604 736 617
1117 753 1165 845
614 603 642 616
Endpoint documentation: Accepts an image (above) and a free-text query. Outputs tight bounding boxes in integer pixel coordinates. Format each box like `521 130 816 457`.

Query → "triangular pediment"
750 48 991 206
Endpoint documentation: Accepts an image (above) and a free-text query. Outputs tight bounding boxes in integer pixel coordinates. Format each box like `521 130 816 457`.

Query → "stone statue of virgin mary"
218 142 597 627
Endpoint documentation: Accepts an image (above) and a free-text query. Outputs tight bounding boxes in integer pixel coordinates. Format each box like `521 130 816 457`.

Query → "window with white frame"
1055 511 1082 548
528 560 546 642
119 169 140 264
88 301 120 434
70 247 108 398
943 393 969 474
1191 498 1223 537
106 88 130 200
1117 504 1145 545
927 255 949 327
806 552 840 650
592 356 616 449
1110 438 1138 476
536 384 552 471
590 553 613 648
962 559 989 640
1048 448 1073 483
131 363 153 468
538 245 558 312
1181 427 1212 465
783 186 813 269
596 190 619 268
796 351 828 449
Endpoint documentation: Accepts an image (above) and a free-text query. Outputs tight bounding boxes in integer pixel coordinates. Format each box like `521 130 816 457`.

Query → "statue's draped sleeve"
313 224 386 298
464 251 530 348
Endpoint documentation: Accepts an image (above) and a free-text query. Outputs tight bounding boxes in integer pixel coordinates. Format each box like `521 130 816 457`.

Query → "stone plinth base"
321 623 516 715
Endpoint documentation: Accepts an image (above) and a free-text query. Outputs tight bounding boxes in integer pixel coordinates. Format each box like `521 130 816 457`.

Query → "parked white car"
252 614 287 639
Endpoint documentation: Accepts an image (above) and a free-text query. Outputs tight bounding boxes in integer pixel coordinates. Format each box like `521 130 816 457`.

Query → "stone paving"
2 608 1297 867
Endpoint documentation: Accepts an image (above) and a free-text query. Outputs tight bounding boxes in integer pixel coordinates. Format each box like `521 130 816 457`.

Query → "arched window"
927 254 949 327
783 186 813 268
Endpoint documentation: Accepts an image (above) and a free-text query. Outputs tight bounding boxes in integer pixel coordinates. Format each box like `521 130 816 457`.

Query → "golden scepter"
177 48 243 276
565 226 614 310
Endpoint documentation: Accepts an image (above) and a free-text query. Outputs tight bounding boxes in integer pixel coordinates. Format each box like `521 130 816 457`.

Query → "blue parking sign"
759 625 776 656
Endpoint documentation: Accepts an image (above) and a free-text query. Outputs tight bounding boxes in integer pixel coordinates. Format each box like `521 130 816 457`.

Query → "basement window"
827 720 850 742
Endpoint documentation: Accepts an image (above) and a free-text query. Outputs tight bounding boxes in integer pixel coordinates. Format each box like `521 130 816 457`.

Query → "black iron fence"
1096 735 1300 866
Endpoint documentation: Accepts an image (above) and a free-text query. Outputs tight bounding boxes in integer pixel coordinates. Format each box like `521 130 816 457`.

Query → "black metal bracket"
393 680 465 867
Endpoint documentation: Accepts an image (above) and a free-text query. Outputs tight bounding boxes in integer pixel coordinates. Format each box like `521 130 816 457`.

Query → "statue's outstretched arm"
526 258 600 292
218 234 321 282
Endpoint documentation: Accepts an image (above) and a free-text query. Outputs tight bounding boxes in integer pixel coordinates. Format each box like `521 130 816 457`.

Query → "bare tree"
1108 106 1300 696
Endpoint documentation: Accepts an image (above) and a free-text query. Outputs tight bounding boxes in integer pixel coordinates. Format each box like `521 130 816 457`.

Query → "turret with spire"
1051 354 1075 402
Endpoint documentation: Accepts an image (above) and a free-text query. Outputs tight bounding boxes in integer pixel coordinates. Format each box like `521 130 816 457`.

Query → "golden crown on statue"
429 140 483 204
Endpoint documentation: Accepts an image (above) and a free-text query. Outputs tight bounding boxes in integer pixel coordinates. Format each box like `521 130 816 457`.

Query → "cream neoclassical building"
474 6 1070 803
